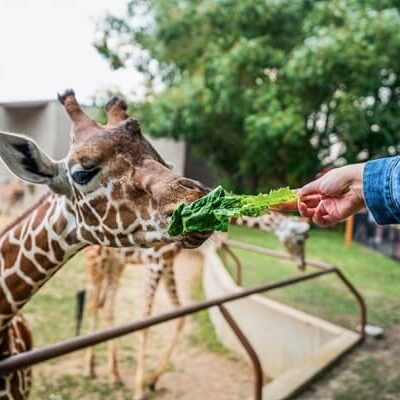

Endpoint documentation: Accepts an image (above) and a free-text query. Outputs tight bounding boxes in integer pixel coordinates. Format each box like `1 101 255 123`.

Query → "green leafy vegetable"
168 185 297 235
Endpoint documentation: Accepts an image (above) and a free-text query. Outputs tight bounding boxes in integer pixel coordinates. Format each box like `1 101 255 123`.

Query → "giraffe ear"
0 131 70 195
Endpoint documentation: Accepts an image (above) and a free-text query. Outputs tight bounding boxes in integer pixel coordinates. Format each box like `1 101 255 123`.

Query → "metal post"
222 243 243 285
345 216 354 247
225 239 367 337
219 305 263 400
333 269 367 339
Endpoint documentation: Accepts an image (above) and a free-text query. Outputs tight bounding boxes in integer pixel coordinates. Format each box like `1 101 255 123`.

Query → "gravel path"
115 249 254 400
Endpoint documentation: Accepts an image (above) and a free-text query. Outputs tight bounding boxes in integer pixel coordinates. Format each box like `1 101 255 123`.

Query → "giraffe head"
274 216 310 271
0 90 210 248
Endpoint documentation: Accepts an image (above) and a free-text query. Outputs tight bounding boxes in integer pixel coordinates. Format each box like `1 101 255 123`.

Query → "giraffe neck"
233 214 284 235
0 193 83 338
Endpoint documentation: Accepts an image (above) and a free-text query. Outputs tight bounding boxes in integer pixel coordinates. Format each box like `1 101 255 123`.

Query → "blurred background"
3 0 400 193
2 1 400 399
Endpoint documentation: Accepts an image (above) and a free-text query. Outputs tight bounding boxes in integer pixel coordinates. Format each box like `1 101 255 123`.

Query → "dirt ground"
32 250 254 400
298 326 400 400
123 250 254 400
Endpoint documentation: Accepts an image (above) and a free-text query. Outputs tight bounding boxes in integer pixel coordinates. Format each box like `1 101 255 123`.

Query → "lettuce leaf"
168 185 297 235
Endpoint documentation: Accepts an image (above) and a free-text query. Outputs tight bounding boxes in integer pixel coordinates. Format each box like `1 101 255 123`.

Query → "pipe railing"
0 241 366 400
225 239 367 339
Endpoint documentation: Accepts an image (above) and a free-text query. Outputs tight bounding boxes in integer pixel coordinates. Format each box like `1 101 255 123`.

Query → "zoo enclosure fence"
0 240 366 400
354 210 400 260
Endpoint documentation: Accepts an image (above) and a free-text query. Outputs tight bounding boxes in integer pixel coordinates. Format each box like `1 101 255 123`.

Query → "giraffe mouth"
181 231 212 248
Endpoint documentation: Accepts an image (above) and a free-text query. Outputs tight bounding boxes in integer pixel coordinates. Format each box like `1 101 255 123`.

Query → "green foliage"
168 185 297 235
96 0 400 190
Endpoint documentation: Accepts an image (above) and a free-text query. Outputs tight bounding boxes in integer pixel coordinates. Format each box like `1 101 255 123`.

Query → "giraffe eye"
71 168 100 185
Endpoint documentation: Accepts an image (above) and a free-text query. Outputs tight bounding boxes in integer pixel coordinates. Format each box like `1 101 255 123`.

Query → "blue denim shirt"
364 157 400 225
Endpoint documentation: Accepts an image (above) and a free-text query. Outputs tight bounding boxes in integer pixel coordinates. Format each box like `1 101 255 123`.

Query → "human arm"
273 157 400 226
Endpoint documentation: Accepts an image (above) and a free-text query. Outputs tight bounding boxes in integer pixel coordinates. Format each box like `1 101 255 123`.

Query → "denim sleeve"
363 157 400 225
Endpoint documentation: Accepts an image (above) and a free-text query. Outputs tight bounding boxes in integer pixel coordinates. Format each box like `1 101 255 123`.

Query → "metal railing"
0 240 366 400
224 239 367 340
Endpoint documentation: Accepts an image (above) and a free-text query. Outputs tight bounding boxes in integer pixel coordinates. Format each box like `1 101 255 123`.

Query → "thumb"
299 178 323 197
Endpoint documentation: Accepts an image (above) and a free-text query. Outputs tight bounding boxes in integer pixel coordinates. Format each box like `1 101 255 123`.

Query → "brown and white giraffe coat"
234 214 310 270
84 242 182 400
0 90 210 400
82 213 309 400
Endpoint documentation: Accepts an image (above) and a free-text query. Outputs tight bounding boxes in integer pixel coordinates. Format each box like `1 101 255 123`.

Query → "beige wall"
148 136 186 176
0 101 66 182
0 107 5 129
50 101 72 160
0 100 187 183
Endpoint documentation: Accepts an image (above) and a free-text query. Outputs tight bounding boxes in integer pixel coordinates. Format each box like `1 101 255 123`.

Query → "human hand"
272 164 366 226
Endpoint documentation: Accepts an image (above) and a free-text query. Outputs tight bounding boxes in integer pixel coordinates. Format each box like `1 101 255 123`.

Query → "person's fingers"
313 213 337 227
269 199 299 212
300 194 322 208
312 213 328 226
298 178 322 197
313 201 338 227
312 203 328 225
299 202 315 219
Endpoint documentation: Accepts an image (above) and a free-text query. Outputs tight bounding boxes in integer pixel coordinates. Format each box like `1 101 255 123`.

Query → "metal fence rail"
223 239 367 338
0 241 366 400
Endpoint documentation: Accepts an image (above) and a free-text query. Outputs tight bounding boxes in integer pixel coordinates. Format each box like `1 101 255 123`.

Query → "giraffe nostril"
164 205 175 218
178 178 198 190
177 178 209 194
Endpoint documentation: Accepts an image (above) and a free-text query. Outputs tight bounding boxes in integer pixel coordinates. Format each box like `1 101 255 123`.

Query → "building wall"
0 106 5 129
0 100 187 183
51 101 72 159
147 136 186 176
184 143 216 187
0 102 60 182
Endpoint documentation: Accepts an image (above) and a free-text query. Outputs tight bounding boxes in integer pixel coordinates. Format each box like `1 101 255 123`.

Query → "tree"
96 0 400 192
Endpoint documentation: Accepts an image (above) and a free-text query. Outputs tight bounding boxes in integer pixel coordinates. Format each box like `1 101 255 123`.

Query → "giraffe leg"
103 282 123 385
146 261 185 391
134 264 163 400
84 280 101 379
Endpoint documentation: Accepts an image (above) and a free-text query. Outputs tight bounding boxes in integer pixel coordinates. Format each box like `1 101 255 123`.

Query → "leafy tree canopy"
96 0 400 191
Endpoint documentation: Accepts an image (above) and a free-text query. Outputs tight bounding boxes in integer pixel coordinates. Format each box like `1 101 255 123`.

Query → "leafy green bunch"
168 185 297 235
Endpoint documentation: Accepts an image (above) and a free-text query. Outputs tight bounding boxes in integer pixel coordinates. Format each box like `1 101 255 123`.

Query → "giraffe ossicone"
0 90 211 399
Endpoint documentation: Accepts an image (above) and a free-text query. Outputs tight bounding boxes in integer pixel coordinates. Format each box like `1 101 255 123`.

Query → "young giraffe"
84 242 182 400
233 213 310 270
83 213 310 400
0 91 211 400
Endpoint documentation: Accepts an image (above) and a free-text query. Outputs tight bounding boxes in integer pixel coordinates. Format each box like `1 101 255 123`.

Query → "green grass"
24 253 87 346
332 355 400 400
189 274 227 354
226 225 400 329
18 223 400 399
225 225 400 398
22 253 134 399
324 355 400 400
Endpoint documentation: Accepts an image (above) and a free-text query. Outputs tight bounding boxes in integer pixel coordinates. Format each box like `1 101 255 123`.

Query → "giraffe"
233 213 310 270
0 90 211 400
82 213 310 400
83 243 182 400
